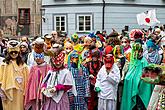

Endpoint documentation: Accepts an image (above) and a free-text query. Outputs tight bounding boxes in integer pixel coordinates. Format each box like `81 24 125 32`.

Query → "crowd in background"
0 24 164 110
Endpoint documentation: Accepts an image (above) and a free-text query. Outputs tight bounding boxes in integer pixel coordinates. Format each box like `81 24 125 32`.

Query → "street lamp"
40 8 45 36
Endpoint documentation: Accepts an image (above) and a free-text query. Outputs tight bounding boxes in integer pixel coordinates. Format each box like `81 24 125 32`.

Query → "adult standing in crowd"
0 40 29 110
20 42 29 64
120 42 153 110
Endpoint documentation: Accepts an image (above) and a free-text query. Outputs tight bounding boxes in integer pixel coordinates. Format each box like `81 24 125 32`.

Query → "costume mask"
7 40 20 53
70 53 79 68
71 33 78 43
64 42 73 54
104 54 114 70
103 46 114 70
131 43 143 60
51 51 65 69
7 40 20 59
34 38 45 54
91 49 100 62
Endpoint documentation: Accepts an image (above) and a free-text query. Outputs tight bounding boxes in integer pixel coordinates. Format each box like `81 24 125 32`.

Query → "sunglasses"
10 51 19 54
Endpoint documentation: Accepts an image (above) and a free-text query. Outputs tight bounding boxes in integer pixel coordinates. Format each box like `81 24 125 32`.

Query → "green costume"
120 57 154 110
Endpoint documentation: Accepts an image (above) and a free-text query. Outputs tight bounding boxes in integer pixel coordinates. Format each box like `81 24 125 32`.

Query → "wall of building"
43 0 165 5
42 0 165 35
0 0 41 38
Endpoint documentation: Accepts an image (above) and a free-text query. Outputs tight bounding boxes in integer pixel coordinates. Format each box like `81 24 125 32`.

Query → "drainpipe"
102 0 105 31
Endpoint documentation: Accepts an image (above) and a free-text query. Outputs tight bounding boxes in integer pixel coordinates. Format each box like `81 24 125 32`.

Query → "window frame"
53 15 67 32
18 8 30 25
77 14 93 32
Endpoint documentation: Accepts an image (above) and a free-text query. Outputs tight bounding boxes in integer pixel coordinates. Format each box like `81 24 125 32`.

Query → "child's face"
35 58 44 65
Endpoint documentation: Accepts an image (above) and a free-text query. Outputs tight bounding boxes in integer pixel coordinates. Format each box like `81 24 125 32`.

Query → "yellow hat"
7 40 20 53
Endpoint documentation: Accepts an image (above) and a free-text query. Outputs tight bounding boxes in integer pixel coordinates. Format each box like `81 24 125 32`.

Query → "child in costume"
0 40 29 110
41 44 76 110
121 37 131 62
64 42 73 67
81 37 93 64
67 51 90 110
113 45 126 75
24 52 51 110
71 33 83 53
144 39 162 64
95 46 120 110
83 48 103 110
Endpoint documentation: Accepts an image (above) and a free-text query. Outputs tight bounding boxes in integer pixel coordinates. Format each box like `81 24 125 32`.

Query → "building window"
77 14 92 32
18 8 30 25
54 15 66 32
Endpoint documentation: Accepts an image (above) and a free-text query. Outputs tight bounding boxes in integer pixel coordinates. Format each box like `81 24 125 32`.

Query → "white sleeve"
106 64 120 85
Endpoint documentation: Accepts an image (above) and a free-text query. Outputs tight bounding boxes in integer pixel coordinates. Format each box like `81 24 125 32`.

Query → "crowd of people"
0 25 164 110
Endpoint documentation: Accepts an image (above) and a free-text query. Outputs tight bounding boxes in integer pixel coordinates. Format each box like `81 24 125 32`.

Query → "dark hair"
3 52 24 66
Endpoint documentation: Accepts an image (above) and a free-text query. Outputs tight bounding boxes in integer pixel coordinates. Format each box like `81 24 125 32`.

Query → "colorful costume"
0 40 29 110
83 48 103 110
95 46 120 110
144 39 162 64
68 51 90 110
120 43 154 110
24 53 51 110
71 33 83 53
41 51 75 110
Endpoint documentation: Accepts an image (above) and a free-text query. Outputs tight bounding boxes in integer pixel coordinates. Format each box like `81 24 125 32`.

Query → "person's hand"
49 87 56 93
95 87 101 93
89 74 95 79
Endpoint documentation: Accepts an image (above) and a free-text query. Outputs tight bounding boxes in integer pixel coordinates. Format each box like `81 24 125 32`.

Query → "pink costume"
24 63 51 110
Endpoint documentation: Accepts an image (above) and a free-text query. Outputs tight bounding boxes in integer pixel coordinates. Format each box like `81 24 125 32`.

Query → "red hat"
104 45 113 55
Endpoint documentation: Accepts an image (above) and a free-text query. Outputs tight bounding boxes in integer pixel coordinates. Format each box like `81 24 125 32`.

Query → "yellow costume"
0 61 29 110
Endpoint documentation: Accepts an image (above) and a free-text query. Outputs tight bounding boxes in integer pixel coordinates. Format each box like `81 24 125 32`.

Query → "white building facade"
42 0 165 36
